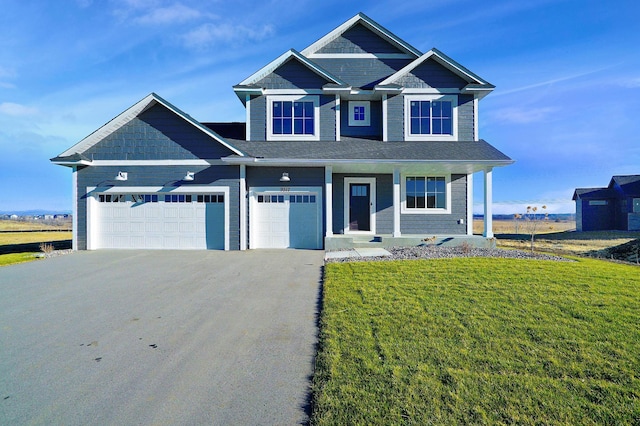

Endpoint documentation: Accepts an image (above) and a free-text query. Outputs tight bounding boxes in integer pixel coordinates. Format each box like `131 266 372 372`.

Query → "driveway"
0 249 324 425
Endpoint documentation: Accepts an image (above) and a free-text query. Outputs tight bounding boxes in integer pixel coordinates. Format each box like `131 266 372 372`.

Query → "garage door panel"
94 192 226 250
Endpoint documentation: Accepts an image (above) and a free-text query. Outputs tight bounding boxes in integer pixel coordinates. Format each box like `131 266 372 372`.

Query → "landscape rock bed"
326 246 573 263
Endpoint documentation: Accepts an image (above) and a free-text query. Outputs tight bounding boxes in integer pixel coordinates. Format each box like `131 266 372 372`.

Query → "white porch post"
467 172 473 236
72 166 78 251
325 165 333 237
483 167 493 238
239 164 247 250
393 167 401 237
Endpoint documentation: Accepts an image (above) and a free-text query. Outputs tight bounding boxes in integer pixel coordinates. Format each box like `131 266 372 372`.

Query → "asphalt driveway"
0 249 324 425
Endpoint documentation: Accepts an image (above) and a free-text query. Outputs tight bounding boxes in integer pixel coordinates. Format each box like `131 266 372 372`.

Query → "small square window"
348 101 370 127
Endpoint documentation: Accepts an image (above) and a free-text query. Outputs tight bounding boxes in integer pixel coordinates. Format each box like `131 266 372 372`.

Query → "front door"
349 183 370 231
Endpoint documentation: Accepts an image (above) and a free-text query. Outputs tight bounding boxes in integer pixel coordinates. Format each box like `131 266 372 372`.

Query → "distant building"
573 175 640 231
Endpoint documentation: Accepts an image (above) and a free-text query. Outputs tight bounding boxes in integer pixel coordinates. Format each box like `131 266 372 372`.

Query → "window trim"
404 94 457 141
401 174 451 214
348 101 370 127
266 95 320 141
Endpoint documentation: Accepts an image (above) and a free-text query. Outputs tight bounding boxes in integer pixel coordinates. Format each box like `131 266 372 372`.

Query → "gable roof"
378 48 494 95
53 93 244 163
610 175 640 195
301 12 422 58
572 187 616 200
235 49 348 88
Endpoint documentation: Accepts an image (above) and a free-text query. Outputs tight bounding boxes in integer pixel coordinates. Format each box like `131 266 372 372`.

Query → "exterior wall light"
279 172 290 182
115 171 128 181
183 171 195 181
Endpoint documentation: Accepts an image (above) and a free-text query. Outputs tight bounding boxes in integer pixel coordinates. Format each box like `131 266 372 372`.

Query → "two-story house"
52 13 513 251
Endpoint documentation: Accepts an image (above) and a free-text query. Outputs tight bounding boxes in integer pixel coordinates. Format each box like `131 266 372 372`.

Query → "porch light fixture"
115 171 128 181
279 172 290 182
183 171 195 181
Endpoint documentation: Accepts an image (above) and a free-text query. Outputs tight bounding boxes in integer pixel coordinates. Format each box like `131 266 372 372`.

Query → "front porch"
325 234 496 250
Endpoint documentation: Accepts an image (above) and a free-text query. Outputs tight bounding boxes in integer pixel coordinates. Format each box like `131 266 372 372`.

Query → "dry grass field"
475 219 639 256
0 219 71 231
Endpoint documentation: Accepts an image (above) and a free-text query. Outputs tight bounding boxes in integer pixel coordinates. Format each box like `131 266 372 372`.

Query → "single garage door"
250 188 322 249
91 190 226 250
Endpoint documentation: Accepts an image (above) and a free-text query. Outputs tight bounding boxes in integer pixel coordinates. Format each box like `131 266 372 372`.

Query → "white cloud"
134 3 202 25
0 102 38 117
182 23 275 49
619 77 640 88
488 106 558 124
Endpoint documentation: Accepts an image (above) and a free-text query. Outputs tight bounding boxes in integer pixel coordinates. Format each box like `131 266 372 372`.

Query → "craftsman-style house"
52 13 513 250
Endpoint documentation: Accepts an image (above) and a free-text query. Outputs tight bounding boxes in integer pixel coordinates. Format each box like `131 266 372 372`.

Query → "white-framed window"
401 175 451 214
404 94 457 141
267 95 319 140
348 101 370 127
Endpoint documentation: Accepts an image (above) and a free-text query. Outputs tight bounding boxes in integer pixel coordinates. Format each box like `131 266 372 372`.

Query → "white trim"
401 88 461 94
404 94 458 141
246 94 251 141
301 13 422 57
483 168 493 238
343 177 376 235
222 157 514 169
239 165 247 250
467 173 473 235
86 185 230 251
248 186 323 249
87 159 226 166
393 168 401 237
335 96 341 141
266 95 320 141
325 166 333 237
401 174 452 215
307 53 414 59
58 93 244 158
72 167 78 250
382 94 388 141
348 101 371 127
263 89 325 95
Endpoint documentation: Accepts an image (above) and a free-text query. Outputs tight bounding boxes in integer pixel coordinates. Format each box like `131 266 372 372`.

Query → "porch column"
467 172 473 236
239 164 247 250
483 167 493 238
72 166 78 251
325 165 333 237
393 167 401 237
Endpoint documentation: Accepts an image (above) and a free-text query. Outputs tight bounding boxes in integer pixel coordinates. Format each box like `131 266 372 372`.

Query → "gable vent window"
348 101 370 127
267 96 319 140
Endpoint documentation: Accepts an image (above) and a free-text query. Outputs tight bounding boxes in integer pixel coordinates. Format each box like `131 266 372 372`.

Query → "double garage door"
250 187 322 249
89 188 227 250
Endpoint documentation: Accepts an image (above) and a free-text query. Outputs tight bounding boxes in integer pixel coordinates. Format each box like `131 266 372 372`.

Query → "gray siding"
458 95 474 141
320 95 336 140
400 174 467 234
255 59 328 89
249 95 266 141
341 100 382 138
312 58 412 89
396 59 468 89
75 165 240 250
83 104 234 160
386 94 404 141
317 23 406 54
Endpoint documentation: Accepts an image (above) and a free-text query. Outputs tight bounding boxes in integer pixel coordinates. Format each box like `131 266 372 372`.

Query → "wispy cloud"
488 106 558 124
0 102 38 117
618 77 640 88
134 3 202 25
182 23 275 49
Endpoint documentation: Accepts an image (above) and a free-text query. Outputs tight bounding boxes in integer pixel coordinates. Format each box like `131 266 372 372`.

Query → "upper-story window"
404 95 457 141
267 95 319 140
348 101 370 127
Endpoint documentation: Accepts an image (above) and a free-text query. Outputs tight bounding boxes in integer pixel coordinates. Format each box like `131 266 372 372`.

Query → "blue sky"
1 0 639 214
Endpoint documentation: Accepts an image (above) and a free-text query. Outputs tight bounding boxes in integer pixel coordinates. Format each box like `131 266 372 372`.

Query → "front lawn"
0 253 38 267
312 258 640 425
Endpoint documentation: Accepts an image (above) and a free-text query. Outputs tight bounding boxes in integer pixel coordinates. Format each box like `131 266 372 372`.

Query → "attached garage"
249 187 323 249
87 186 229 250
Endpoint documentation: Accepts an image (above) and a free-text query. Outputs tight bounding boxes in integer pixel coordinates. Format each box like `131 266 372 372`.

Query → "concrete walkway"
0 250 324 425
324 247 392 260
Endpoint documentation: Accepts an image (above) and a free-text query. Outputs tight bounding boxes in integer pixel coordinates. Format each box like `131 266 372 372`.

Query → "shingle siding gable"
255 59 329 89
316 22 406 54
312 58 412 89
396 59 469 89
82 104 234 160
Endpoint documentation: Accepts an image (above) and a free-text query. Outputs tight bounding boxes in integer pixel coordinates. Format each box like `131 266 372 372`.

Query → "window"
98 194 126 203
589 200 608 206
633 198 640 213
403 176 450 213
164 194 192 203
268 96 319 140
348 101 370 127
197 194 224 203
404 95 457 140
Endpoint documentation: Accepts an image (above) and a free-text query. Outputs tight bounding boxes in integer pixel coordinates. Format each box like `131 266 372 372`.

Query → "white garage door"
92 191 226 250
250 188 322 249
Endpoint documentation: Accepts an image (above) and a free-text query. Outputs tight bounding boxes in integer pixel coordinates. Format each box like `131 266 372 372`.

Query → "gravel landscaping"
326 245 573 263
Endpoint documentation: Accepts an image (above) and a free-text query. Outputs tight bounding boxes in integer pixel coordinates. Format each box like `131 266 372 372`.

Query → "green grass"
312 258 640 425
0 231 72 245
0 252 38 267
